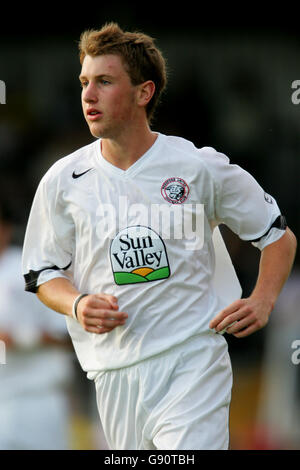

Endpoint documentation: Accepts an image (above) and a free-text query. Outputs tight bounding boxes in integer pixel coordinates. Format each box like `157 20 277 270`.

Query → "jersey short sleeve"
22 170 74 293
200 148 286 250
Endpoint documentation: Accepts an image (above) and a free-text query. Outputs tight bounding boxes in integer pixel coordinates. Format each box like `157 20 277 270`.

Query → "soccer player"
22 23 297 450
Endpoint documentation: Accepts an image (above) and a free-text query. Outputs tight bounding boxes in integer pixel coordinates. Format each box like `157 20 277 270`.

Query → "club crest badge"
161 177 189 204
110 225 170 285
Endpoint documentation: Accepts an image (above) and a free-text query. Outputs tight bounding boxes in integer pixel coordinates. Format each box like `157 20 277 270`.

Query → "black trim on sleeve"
251 215 287 243
24 261 72 293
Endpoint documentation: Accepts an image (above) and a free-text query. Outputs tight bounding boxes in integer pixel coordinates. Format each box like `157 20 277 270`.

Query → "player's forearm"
36 278 128 334
37 277 80 318
210 227 297 337
250 227 297 307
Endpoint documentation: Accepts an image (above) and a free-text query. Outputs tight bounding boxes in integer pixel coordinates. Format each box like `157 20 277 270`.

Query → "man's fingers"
214 309 250 333
83 314 127 334
84 325 115 335
232 323 258 338
87 294 118 311
84 310 128 326
210 296 270 337
79 294 127 319
95 294 119 309
226 315 254 334
209 299 243 330
89 313 127 327
84 307 127 320
77 294 128 333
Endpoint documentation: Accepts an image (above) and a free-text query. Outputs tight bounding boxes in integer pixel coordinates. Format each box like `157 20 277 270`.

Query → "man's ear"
136 80 156 108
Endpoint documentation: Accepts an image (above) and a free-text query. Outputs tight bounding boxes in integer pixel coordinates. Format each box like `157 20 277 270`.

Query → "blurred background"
0 4 299 450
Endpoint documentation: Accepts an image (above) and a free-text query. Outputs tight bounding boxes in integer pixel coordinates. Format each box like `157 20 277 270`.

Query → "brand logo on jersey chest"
110 226 170 285
161 177 189 204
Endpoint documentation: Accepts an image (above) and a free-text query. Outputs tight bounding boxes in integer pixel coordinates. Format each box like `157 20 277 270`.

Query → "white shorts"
94 333 232 450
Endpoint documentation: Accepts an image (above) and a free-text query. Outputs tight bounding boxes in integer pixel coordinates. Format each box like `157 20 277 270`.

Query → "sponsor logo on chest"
110 226 170 285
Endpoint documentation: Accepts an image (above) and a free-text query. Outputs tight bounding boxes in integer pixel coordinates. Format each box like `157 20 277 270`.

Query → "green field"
114 266 170 285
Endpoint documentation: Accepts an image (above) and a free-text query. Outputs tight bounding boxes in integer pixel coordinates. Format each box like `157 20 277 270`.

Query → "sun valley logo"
110 226 170 285
161 177 189 204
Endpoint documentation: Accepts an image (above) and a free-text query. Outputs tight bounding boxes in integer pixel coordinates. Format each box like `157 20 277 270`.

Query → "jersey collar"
94 133 164 178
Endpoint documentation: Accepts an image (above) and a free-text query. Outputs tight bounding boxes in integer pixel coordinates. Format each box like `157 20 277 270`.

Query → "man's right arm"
23 171 128 334
37 278 128 334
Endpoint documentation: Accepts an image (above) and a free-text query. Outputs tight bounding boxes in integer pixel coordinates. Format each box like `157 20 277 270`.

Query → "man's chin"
88 125 103 139
90 130 102 138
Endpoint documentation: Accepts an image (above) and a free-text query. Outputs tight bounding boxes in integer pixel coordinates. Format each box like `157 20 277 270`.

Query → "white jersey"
22 133 284 378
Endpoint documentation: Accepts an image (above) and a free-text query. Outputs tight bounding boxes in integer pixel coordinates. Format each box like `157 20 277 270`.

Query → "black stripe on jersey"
24 261 72 293
251 215 287 243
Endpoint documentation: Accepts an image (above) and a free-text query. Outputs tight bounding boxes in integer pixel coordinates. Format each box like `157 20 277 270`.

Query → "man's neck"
100 125 157 171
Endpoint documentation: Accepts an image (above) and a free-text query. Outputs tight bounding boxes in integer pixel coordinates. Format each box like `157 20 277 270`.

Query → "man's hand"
37 279 128 335
209 296 273 338
210 228 297 338
76 294 128 334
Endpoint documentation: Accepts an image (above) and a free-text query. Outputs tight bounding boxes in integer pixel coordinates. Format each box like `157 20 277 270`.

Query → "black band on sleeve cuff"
24 261 72 293
251 215 287 243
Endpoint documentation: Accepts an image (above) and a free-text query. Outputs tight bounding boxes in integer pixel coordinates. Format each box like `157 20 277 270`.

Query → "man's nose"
82 83 98 103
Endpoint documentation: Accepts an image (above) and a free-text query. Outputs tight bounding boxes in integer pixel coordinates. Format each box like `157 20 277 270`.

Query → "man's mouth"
87 108 102 120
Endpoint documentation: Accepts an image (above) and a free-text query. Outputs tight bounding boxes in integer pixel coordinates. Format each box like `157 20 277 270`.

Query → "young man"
22 23 297 450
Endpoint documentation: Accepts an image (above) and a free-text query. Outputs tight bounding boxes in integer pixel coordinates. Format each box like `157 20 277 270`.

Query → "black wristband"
72 294 88 320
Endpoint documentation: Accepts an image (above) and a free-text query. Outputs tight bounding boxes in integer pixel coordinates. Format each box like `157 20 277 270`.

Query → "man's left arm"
210 228 297 337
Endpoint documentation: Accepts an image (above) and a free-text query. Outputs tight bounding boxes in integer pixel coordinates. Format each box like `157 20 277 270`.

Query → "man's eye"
80 82 88 88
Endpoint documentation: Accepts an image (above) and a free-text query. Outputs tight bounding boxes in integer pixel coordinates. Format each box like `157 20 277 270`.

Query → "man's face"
80 54 138 139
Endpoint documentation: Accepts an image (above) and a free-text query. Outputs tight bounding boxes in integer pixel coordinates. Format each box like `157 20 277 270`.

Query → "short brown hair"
79 22 167 123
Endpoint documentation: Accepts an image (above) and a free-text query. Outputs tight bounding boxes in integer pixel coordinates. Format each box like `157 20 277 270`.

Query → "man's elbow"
280 227 298 269
286 227 297 254
263 227 297 260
